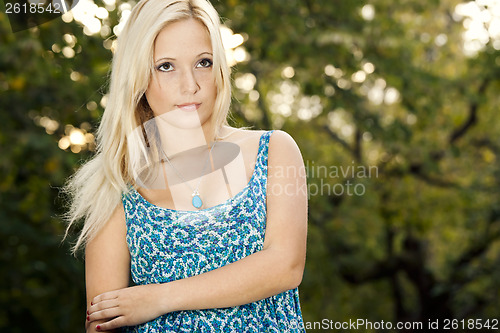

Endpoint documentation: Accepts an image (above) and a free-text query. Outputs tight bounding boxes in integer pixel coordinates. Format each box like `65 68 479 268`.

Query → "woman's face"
145 18 217 130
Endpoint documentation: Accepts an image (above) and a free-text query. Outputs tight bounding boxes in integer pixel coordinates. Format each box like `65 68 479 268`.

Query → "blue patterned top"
121 131 305 332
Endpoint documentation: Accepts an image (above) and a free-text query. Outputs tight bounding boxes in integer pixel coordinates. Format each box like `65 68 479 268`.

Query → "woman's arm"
85 204 131 332
88 130 308 330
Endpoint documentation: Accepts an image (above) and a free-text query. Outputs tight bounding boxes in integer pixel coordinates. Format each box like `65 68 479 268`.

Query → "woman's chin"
153 108 205 130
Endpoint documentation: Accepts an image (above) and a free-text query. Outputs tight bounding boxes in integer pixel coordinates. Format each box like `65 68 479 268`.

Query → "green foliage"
1 0 499 331
219 0 500 326
0 3 113 330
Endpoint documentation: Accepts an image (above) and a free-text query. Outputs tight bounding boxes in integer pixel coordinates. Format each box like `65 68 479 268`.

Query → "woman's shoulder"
264 130 304 169
221 127 302 163
219 126 266 142
221 126 296 146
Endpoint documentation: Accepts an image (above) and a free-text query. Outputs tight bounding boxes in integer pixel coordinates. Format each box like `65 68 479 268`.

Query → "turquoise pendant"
192 194 203 209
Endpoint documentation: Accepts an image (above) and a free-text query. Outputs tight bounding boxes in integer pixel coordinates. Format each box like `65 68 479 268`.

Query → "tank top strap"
251 130 274 192
256 130 274 166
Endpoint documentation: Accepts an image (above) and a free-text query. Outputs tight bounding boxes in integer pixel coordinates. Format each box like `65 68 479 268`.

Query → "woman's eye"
197 58 213 68
157 63 173 72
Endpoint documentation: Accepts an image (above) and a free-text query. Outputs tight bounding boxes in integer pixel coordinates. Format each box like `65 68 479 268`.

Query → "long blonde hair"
63 0 232 254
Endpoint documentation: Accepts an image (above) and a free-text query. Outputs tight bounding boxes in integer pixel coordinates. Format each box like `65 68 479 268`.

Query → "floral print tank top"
121 130 305 332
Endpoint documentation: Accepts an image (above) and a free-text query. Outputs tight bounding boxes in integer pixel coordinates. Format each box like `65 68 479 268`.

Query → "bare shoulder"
268 130 303 166
220 126 266 144
87 203 126 246
269 130 299 149
221 127 303 166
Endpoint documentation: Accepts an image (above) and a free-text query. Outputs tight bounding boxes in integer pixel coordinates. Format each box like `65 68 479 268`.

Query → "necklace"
160 141 216 209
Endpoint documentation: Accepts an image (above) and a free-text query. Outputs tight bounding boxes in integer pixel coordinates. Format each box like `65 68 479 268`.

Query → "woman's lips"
176 103 201 111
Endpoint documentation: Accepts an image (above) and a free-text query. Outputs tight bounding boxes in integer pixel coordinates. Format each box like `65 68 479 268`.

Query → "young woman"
64 0 308 332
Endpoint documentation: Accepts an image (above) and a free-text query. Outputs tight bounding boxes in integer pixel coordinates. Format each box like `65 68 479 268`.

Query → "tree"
0 2 117 330
1 0 499 331
216 0 500 326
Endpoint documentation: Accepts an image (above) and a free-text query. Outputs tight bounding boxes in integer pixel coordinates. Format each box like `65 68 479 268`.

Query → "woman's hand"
87 284 166 331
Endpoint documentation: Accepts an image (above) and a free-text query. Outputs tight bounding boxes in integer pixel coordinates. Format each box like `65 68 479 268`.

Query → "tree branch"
250 70 272 130
321 124 352 154
449 78 490 144
353 127 362 162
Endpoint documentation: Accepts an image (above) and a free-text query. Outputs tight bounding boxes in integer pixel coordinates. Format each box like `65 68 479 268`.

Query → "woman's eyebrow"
154 56 175 64
198 52 213 57
154 52 213 64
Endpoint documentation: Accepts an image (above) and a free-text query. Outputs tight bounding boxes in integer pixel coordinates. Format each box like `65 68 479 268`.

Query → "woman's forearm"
158 246 304 314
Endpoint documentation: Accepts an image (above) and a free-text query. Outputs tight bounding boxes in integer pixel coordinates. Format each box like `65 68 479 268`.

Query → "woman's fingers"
89 306 121 322
94 316 127 331
88 299 120 321
91 290 119 305
87 284 163 329
89 291 119 315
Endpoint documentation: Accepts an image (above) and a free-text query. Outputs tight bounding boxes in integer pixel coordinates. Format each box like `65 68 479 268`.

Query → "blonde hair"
63 0 232 254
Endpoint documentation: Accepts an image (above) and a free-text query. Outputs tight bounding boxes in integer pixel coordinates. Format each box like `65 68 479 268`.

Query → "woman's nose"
180 69 200 94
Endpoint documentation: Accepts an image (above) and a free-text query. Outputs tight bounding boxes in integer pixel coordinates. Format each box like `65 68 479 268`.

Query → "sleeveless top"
121 130 305 332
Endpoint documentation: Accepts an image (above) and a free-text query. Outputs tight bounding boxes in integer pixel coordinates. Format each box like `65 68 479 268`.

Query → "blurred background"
1 0 500 331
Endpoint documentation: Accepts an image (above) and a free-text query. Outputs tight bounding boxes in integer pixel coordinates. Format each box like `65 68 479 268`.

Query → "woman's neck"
155 113 215 157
